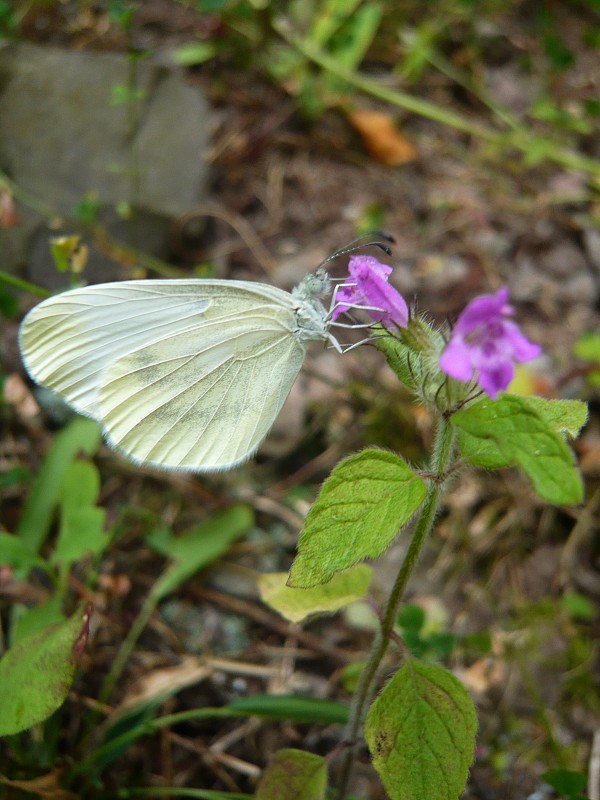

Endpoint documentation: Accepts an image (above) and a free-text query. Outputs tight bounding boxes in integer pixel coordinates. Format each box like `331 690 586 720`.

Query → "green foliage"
561 592 597 622
452 395 585 505
259 564 372 623
15 417 101 555
289 449 427 587
397 603 456 661
172 41 221 66
0 284 19 317
226 694 348 724
542 768 589 800
0 604 91 735
255 749 327 800
365 659 478 800
574 331 600 386
146 504 254 600
52 460 107 566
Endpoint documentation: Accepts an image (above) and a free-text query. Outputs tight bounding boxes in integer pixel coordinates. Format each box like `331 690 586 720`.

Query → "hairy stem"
335 416 456 799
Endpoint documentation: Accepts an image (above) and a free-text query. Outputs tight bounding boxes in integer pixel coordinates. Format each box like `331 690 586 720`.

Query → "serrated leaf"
289 450 427 588
365 660 477 800
256 749 327 800
258 565 372 623
520 396 588 438
0 604 91 735
452 395 584 505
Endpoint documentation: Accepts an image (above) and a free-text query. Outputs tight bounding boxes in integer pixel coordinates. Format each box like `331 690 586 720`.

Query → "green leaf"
0 604 91 735
561 591 597 621
52 460 107 566
11 596 65 646
148 505 254 600
172 41 220 66
452 395 584 505
542 767 587 795
258 565 372 623
574 331 600 363
520 397 588 438
226 695 348 725
289 450 427 587
365 660 478 800
0 532 48 572
16 417 101 555
255 749 327 800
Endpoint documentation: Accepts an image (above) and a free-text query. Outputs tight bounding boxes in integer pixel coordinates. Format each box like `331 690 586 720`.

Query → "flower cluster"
337 257 541 399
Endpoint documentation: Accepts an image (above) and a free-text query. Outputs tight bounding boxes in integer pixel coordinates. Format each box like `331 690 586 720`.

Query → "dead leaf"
0 771 78 799
347 109 418 165
112 655 212 717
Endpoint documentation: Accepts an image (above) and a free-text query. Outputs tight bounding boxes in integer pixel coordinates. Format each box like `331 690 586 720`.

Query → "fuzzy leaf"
365 660 477 800
258 565 372 623
0 604 91 735
289 450 427 587
256 749 327 800
452 394 584 504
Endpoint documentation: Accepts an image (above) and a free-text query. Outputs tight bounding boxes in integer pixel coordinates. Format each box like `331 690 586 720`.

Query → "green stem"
0 270 51 298
335 416 456 799
98 588 160 707
275 26 600 179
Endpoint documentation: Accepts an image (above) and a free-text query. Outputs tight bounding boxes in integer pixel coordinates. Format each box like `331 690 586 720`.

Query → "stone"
0 42 209 278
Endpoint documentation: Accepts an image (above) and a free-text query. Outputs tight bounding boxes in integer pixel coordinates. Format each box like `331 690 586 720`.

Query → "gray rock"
0 42 209 277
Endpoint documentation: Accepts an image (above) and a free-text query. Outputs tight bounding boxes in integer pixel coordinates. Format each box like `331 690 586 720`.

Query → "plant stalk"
335 416 456 799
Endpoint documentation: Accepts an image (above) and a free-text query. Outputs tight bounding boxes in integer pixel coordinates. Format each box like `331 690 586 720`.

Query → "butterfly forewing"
20 279 311 471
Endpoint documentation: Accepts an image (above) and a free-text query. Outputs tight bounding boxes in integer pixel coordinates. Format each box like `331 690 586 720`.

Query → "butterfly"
19 270 341 473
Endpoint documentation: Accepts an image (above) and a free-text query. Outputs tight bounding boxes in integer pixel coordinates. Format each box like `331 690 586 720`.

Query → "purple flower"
439 287 541 399
332 255 409 328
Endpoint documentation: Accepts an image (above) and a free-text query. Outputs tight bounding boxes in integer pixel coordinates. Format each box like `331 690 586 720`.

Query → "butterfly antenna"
318 232 396 269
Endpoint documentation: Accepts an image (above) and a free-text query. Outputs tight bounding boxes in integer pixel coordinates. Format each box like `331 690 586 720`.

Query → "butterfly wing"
20 280 307 471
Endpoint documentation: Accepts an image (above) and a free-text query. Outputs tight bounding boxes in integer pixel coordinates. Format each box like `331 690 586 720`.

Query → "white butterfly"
19 270 341 473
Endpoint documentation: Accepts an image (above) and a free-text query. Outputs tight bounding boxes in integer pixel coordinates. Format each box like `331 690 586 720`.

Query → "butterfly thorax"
291 269 331 343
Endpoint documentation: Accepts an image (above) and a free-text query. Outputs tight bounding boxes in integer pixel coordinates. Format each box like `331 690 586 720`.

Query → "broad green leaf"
365 660 477 800
256 749 327 800
289 450 427 587
11 596 65 646
16 417 101 554
520 396 588 438
0 532 47 572
148 505 254 600
452 395 584 505
258 565 372 623
542 768 587 795
52 460 107 565
0 604 91 735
